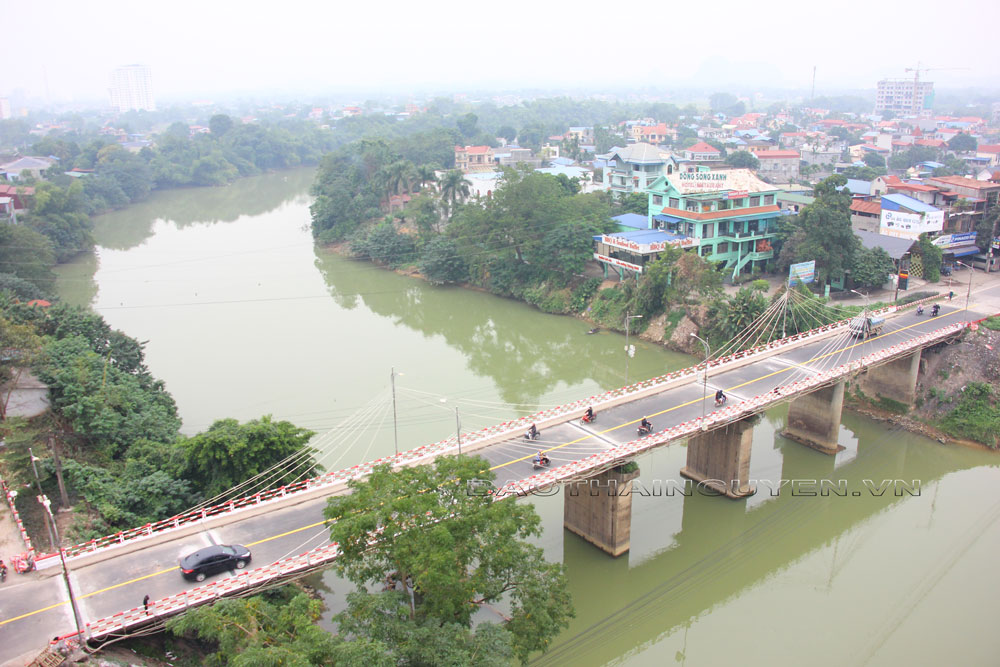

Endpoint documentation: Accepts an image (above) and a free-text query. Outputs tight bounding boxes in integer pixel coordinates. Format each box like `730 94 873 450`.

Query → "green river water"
55 169 1000 666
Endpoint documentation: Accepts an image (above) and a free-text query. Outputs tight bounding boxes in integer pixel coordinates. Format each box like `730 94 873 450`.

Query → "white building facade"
110 64 155 113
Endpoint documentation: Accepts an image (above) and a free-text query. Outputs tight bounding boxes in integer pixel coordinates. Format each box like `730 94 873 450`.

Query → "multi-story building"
604 143 674 198
753 150 801 183
875 78 934 115
682 141 722 163
109 64 155 113
879 194 944 240
454 145 495 173
645 169 781 279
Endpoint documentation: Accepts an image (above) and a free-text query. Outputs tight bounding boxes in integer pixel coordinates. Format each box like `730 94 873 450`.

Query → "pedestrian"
143 594 150 614
949 291 954 301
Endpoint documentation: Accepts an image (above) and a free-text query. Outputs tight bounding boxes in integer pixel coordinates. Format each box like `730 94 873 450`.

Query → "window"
669 197 679 208
764 194 775 205
686 202 697 212
653 195 663 205
704 223 715 238
717 242 730 253
750 196 760 207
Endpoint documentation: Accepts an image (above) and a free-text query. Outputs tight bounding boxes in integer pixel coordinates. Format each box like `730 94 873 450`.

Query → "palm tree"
414 165 438 191
439 170 471 217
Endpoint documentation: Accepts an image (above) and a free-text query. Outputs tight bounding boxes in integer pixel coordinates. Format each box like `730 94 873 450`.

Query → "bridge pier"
563 464 640 557
859 350 921 406
782 381 846 455
680 417 755 499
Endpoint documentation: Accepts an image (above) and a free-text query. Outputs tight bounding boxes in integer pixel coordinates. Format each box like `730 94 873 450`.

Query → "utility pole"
454 407 462 455
48 434 70 508
40 495 85 642
624 312 642 386
29 448 57 550
690 334 711 430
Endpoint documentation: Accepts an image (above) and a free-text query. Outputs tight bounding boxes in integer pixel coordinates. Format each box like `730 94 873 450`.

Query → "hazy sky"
7 0 998 104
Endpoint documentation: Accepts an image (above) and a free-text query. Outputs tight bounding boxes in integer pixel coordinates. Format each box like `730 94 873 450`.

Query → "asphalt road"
1 287 995 664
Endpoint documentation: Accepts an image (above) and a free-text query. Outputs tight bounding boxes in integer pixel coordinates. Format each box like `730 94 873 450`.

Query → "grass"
982 316 1000 332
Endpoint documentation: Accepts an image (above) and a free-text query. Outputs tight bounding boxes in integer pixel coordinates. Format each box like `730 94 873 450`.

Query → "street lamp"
624 312 643 385
690 333 711 430
849 289 870 311
39 495 85 642
955 261 973 312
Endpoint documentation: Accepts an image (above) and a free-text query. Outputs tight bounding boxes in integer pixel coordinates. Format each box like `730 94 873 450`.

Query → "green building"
646 169 783 280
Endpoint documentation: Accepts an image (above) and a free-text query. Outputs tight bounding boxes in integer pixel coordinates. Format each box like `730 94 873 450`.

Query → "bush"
419 237 468 285
570 278 601 312
896 291 936 306
939 383 1000 447
982 316 1000 331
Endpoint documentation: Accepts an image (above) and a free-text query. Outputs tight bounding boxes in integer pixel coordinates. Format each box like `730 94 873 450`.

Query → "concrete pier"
859 350 921 405
563 465 640 557
782 381 846 455
680 417 755 499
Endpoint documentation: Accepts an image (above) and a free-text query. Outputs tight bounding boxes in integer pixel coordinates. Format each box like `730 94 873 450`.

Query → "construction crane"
904 63 970 84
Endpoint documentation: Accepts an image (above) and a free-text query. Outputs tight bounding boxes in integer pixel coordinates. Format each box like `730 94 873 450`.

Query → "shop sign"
727 190 748 199
932 232 978 248
594 252 643 274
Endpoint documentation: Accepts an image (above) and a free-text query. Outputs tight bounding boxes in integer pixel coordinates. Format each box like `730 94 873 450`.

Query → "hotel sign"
601 234 695 254
673 172 731 192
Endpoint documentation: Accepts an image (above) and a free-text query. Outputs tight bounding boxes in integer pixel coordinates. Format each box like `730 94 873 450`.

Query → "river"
56 169 1000 666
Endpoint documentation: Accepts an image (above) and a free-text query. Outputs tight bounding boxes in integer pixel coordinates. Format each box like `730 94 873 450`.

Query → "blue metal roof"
843 179 871 196
881 193 941 214
612 213 649 230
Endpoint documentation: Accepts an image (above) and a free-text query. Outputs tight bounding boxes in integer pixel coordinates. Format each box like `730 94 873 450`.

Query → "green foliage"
167 587 348 666
862 152 886 169
916 233 942 282
325 456 574 662
0 272 48 301
888 145 940 170
851 246 895 288
947 133 977 152
778 174 858 286
975 208 998 252
620 191 648 215
726 150 760 169
0 223 57 293
182 416 317 499
704 287 768 349
351 222 417 268
982 316 1000 331
570 277 601 312
750 279 770 292
419 236 468 285
939 383 1000 447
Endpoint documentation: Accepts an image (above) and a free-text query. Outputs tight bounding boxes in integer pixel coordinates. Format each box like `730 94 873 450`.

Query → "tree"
419 237 468 284
0 315 41 421
726 151 760 170
916 233 942 282
851 246 895 288
705 287 768 350
413 164 437 191
975 208 998 252
947 133 977 153
862 152 886 169
0 223 56 292
496 125 517 143
209 114 235 136
780 174 858 286
620 192 648 215
456 113 479 139
182 416 317 499
439 170 471 217
709 92 738 113
324 456 574 662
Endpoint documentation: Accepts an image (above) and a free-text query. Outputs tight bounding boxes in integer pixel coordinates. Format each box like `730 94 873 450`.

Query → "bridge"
0 289 995 662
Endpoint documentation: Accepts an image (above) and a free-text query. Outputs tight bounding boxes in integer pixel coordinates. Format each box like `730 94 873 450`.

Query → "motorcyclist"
0 559 7 582
931 303 940 316
534 450 549 466
715 389 727 406
916 305 924 315
639 417 652 434
526 423 539 440
584 406 594 422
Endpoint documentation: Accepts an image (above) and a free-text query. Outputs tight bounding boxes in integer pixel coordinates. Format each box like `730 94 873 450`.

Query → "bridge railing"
72 319 969 643
46 301 935 564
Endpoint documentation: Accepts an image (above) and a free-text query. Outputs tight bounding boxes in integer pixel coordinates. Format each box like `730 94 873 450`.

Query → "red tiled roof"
851 200 882 215
977 144 1000 154
26 299 52 307
927 175 1000 191
915 139 945 148
686 141 720 154
781 132 808 137
756 150 800 160
890 182 938 193
0 184 35 196
456 145 491 154
655 204 779 221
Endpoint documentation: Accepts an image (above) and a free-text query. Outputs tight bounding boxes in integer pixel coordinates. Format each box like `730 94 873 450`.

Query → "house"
603 143 675 198
925 175 1000 209
754 150 801 183
592 229 696 280
645 168 781 280
854 230 917 274
632 123 673 145
800 145 842 168
683 141 722 162
0 156 55 181
0 184 34 209
975 145 1000 167
567 126 595 144
850 199 882 233
777 192 814 214
454 145 495 173
878 194 944 240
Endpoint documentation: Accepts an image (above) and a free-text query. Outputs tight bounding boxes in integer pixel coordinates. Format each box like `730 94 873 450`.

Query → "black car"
179 544 252 582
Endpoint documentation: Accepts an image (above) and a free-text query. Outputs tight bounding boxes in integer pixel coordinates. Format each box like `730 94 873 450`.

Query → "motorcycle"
532 454 551 469
916 305 924 316
524 429 541 441
931 305 940 317
0 562 6 583
581 412 596 424
637 423 652 436
715 394 727 407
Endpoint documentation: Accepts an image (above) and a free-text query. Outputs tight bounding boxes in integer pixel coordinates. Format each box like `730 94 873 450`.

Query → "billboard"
788 260 816 285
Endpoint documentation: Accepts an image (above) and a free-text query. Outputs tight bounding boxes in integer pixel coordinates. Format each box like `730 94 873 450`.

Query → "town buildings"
603 143 674 198
109 64 155 113
454 145 495 173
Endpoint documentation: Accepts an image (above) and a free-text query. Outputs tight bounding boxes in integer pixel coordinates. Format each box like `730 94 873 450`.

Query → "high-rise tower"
110 64 155 113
